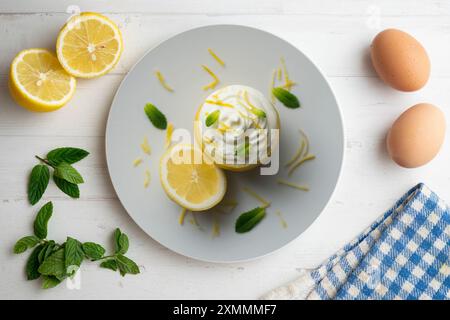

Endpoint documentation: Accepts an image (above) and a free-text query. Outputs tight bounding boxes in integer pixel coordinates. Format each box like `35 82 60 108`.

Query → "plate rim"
105 24 346 263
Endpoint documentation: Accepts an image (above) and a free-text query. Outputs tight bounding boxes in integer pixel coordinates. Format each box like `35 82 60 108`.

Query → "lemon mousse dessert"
194 85 280 171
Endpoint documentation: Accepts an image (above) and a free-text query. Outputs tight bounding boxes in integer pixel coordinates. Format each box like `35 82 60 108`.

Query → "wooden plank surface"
0 1 449 299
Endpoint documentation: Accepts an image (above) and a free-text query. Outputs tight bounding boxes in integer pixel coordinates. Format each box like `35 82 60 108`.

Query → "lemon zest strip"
277 179 309 191
140 136 151 155
133 157 142 167
243 91 258 110
299 129 310 158
280 57 296 91
282 80 297 90
270 69 276 104
165 122 174 149
285 139 305 167
202 65 219 90
179 207 187 225
144 169 151 188
208 48 225 67
205 99 234 108
276 211 288 229
288 154 316 176
243 186 271 208
217 121 233 134
155 70 174 92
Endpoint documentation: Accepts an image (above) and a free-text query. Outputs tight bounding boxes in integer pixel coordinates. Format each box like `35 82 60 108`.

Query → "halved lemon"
56 12 123 78
9 48 76 112
160 144 227 211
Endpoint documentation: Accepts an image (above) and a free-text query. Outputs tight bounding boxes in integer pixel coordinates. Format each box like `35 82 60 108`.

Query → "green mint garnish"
46 147 89 166
13 202 140 289
272 87 300 109
144 103 167 129
28 147 88 205
205 110 220 127
28 165 50 205
235 206 266 233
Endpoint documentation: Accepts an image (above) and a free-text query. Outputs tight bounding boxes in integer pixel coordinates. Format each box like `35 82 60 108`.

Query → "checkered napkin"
262 183 449 300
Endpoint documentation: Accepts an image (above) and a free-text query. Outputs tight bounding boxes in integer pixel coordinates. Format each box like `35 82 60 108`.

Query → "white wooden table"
1 0 449 299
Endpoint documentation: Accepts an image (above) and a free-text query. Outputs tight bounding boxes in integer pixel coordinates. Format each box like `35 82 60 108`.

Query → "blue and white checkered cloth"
263 183 449 300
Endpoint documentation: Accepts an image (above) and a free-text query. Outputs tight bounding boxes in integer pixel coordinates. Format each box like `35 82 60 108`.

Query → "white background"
0 0 449 299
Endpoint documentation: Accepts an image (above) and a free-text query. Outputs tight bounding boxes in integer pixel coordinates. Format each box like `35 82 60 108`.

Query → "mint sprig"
272 87 300 109
13 202 141 289
144 103 167 130
235 206 266 233
28 165 50 205
115 228 129 254
14 235 40 254
33 202 52 239
205 110 220 127
28 147 88 205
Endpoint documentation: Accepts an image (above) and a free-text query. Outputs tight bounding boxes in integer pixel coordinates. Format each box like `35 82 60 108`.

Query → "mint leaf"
28 165 50 205
113 228 122 253
38 241 56 264
38 248 66 279
47 147 89 166
118 233 129 255
272 87 300 109
235 207 266 233
13 235 40 254
34 202 53 239
100 259 118 271
205 110 220 127
26 244 44 280
116 254 140 276
144 103 167 130
82 242 105 260
53 174 80 198
65 237 84 275
42 276 61 289
113 228 129 254
54 162 84 184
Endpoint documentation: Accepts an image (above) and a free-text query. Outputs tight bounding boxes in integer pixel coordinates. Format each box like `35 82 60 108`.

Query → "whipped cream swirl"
195 85 279 168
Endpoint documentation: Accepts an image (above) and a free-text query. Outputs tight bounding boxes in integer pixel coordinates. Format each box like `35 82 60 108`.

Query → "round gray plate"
106 25 344 263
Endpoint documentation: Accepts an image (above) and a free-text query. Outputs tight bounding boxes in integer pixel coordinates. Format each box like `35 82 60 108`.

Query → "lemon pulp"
160 144 226 211
56 12 123 78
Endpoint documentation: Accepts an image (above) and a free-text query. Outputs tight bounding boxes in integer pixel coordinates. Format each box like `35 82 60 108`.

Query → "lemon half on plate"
56 12 123 78
160 144 227 211
9 48 76 112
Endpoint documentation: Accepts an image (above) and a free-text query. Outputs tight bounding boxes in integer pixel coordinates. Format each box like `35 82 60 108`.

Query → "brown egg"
387 103 445 168
371 29 430 92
